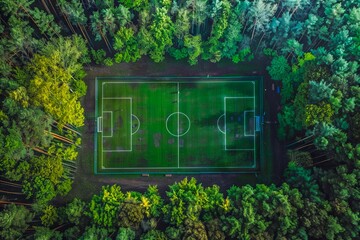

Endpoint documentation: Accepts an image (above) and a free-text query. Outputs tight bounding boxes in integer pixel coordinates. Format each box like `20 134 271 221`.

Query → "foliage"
305 102 334 126
64 198 86 225
0 204 34 240
113 27 141 63
163 177 208 226
116 227 135 240
41 205 59 227
267 56 291 81
88 185 125 228
141 229 167 240
28 53 84 127
285 162 321 202
0 1 359 239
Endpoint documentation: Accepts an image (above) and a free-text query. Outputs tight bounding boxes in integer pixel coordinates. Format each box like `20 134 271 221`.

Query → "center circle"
165 112 191 137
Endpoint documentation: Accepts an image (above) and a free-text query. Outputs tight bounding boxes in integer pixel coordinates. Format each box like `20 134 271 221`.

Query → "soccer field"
95 77 263 174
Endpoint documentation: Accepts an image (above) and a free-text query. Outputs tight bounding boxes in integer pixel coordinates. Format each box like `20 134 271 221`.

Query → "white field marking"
100 81 256 84
244 110 255 137
217 114 226 134
103 150 133 152
97 117 103 132
102 98 132 154
101 165 257 170
165 112 191 137
224 97 256 151
102 97 132 99
131 114 140 135
102 111 113 137
224 96 255 99
99 80 258 170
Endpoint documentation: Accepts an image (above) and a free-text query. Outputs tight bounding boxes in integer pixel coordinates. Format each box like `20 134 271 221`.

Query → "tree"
90 11 112 50
30 7 61 38
113 27 141 63
203 0 231 62
221 11 243 60
33 227 63 240
163 177 208 226
88 185 124 227
144 185 163 218
28 54 85 127
267 55 291 81
148 7 174 62
285 161 321 202
185 0 208 35
28 156 64 184
246 0 277 41
308 80 334 103
79 226 110 240
116 227 135 240
16 108 53 149
305 102 334 126
287 149 313 167
316 165 360 239
182 219 208 240
141 229 167 240
118 202 144 229
0 204 34 240
58 0 92 46
41 205 59 227
118 0 149 11
184 34 202 65
23 176 57 206
64 198 86 225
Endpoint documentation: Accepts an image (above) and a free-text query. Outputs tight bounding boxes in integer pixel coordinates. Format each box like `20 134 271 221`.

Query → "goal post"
97 117 103 132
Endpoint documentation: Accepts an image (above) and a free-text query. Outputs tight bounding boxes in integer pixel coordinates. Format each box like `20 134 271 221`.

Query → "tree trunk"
312 157 334 166
0 189 25 195
255 32 266 55
287 135 314 148
0 200 32 206
250 19 257 42
0 180 22 188
295 142 314 151
33 147 50 155
41 0 51 14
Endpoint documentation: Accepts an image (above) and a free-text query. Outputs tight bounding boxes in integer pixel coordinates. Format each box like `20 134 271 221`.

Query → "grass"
95 77 263 174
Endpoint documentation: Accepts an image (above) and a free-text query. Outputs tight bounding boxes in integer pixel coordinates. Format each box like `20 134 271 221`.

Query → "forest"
0 0 359 239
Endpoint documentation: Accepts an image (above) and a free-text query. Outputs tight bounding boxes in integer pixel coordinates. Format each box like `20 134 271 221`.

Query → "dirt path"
59 57 285 202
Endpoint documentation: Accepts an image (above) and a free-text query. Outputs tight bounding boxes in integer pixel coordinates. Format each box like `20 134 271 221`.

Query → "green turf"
95 77 263 174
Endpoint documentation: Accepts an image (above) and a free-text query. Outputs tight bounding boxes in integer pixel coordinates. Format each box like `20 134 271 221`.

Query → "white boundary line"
103 81 256 84
224 97 256 151
102 111 113 137
102 166 256 169
99 80 258 170
244 110 255 137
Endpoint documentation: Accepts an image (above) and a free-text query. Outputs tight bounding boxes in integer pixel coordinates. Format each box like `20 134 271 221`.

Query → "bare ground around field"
57 57 285 202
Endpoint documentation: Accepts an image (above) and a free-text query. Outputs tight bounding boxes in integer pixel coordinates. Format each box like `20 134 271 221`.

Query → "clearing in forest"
95 77 263 174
